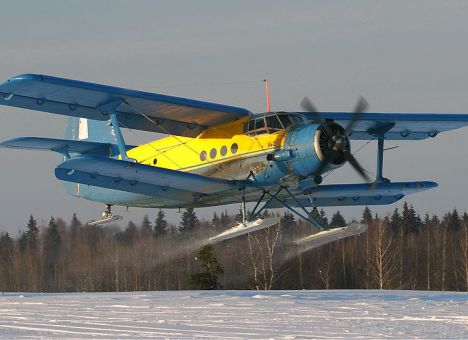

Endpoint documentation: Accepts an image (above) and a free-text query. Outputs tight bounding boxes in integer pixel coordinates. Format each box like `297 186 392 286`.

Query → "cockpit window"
248 119 255 131
254 118 265 130
245 112 304 136
265 115 283 131
254 117 268 135
278 114 293 129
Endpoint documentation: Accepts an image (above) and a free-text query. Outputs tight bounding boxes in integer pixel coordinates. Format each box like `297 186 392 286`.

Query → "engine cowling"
281 122 350 178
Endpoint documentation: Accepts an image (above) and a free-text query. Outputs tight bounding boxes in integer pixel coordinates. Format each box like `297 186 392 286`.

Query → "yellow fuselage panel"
126 117 286 179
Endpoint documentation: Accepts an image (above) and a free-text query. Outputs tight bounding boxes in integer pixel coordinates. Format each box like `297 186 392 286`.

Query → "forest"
0 202 467 292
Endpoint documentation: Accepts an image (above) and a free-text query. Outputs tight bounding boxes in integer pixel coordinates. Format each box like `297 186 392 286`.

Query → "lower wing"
55 155 239 203
266 181 438 208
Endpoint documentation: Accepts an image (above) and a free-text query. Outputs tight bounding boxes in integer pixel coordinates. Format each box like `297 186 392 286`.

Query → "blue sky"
1 1 468 233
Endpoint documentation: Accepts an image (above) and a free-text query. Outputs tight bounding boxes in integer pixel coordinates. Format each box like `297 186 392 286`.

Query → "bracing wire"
121 99 202 164
118 120 182 168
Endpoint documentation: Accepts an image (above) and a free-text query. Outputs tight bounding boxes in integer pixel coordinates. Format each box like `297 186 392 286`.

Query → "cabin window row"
200 143 239 161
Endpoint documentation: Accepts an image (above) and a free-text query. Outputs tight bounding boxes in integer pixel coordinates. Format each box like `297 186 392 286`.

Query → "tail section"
64 117 117 198
65 117 117 144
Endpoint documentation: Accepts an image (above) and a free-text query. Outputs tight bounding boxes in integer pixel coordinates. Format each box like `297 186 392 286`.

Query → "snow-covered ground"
0 290 467 338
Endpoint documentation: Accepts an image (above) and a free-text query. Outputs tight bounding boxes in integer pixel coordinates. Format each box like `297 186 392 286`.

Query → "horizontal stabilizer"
295 222 368 249
209 217 281 243
0 137 134 156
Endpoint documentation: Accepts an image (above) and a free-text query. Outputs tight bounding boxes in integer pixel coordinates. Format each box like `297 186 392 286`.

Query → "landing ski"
87 215 123 226
209 217 281 243
295 222 368 249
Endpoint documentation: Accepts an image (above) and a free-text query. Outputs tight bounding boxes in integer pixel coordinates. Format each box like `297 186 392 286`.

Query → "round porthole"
153 158 158 165
200 151 207 161
210 148 217 159
220 145 227 156
231 143 239 154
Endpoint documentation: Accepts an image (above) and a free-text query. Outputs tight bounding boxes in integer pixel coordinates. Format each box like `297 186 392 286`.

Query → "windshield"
245 112 305 135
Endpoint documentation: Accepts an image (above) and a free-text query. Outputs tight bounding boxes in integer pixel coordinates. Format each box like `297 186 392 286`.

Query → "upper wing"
300 112 468 140
0 74 251 137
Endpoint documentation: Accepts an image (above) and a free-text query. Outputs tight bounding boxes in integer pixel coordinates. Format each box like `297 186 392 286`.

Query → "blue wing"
55 155 238 202
0 137 136 156
0 74 251 137
300 112 468 140
266 181 438 208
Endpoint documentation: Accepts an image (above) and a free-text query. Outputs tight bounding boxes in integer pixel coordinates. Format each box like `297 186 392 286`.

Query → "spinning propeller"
301 96 371 182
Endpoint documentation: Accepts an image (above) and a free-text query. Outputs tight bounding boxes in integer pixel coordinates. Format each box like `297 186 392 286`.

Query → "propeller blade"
301 96 318 112
344 96 369 135
353 96 369 114
301 97 322 122
301 96 334 135
344 152 371 182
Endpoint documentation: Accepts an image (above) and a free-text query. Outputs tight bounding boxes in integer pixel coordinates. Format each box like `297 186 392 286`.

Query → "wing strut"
368 122 394 184
247 186 324 229
207 185 324 244
99 99 134 162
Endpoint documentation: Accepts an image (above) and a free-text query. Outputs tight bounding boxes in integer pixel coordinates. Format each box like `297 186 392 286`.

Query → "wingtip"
8 74 44 83
424 181 439 189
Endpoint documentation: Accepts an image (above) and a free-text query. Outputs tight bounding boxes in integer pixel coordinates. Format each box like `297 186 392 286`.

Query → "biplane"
1 74 468 248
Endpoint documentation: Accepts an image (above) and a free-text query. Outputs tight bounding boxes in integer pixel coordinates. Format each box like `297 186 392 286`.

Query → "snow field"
0 290 467 338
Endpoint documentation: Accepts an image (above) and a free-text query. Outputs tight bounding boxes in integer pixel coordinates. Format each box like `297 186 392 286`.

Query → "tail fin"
65 117 117 143
64 117 117 198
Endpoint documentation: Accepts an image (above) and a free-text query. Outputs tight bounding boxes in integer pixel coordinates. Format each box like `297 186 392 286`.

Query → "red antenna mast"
263 79 271 112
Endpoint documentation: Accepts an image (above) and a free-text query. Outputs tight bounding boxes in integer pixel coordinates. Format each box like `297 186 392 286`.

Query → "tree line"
0 202 467 292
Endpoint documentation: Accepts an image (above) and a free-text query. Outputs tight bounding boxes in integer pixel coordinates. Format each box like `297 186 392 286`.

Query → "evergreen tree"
25 215 39 250
220 210 230 228
179 208 199 236
390 208 401 233
43 217 62 287
423 213 431 226
280 211 296 232
320 209 329 227
69 213 82 243
361 206 373 225
187 244 224 289
401 202 419 233
330 211 346 228
0 232 14 264
311 207 328 228
18 231 28 253
446 209 461 231
154 209 168 238
117 221 139 245
140 215 152 236
0 232 14 289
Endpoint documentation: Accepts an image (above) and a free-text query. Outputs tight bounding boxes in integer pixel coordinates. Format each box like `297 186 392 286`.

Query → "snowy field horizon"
0 290 466 338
